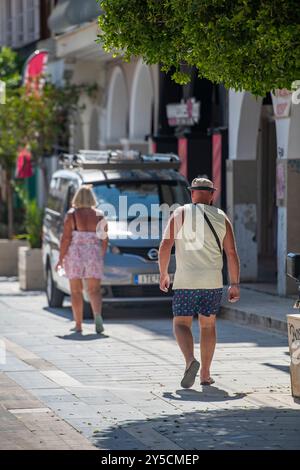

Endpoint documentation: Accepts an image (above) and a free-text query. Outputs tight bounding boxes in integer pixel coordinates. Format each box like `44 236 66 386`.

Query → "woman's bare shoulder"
65 208 75 218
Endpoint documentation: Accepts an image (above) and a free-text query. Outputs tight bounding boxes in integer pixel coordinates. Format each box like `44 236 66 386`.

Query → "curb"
220 304 288 336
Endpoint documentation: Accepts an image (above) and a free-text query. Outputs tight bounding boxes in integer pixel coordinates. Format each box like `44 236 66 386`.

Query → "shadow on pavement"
102 301 172 320
44 301 172 321
56 332 109 341
44 302 288 349
162 387 247 402
90 406 300 450
262 363 290 374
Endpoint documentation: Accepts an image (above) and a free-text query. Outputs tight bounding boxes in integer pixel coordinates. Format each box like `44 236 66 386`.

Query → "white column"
272 92 300 295
228 90 262 281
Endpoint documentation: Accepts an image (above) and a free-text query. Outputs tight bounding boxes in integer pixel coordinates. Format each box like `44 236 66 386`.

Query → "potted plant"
15 184 44 291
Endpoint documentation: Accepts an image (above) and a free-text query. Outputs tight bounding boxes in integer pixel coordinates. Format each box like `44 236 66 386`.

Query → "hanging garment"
16 148 33 179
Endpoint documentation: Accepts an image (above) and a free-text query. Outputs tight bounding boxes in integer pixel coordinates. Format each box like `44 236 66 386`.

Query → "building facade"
0 0 58 207
0 0 58 55
2 0 298 296
48 1 228 199
228 89 300 295
48 0 300 296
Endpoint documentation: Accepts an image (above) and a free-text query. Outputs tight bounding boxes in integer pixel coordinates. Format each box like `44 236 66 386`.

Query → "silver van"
42 150 190 316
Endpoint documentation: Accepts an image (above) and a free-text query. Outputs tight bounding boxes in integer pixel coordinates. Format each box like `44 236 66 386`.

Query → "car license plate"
134 274 174 285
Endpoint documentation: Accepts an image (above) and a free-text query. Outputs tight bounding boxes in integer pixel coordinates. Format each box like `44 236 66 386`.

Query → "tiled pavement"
0 279 299 450
0 373 94 450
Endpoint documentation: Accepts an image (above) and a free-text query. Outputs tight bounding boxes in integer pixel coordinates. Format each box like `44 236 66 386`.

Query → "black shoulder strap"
194 204 222 254
203 212 222 254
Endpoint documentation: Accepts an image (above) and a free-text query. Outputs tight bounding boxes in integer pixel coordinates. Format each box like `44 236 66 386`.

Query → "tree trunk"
6 169 13 238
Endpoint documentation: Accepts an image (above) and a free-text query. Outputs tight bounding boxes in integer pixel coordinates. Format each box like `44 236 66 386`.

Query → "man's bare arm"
159 208 183 292
159 215 175 268
223 218 240 302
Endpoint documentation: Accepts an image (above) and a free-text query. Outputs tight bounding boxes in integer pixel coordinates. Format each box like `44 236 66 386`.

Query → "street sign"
271 89 292 118
166 98 200 126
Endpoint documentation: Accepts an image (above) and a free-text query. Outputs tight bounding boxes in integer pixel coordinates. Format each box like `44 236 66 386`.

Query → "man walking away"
159 177 240 388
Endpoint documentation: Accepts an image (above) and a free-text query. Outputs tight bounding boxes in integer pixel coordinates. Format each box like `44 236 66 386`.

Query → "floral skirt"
63 232 103 280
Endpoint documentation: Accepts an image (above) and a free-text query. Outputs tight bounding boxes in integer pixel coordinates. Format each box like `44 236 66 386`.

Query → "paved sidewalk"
221 286 296 334
1 278 296 334
0 373 95 450
0 279 299 450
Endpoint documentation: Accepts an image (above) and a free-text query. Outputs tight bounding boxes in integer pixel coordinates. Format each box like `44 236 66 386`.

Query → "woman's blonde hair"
72 185 97 209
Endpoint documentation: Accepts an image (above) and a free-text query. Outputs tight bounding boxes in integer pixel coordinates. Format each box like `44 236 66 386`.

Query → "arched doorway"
106 67 128 143
129 60 154 141
256 94 278 283
228 90 278 286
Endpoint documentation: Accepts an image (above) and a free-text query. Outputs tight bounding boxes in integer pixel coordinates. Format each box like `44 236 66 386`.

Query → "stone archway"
229 88 300 295
271 92 300 295
129 60 154 141
228 90 263 282
106 66 128 143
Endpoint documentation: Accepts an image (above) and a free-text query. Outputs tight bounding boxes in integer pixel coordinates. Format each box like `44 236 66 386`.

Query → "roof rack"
59 150 181 171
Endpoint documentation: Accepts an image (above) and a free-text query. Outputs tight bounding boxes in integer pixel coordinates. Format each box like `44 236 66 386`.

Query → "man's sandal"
180 359 200 389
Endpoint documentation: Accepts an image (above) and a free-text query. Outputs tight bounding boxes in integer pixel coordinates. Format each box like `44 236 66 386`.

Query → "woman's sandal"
95 315 104 334
70 325 82 333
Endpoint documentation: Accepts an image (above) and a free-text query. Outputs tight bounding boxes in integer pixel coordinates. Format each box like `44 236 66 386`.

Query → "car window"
160 182 190 207
92 181 190 220
47 177 70 214
47 178 61 212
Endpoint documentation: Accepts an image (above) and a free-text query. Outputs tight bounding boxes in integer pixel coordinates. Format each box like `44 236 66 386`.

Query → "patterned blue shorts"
172 288 223 317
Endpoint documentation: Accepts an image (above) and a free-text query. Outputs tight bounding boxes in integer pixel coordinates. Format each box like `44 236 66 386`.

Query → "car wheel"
83 301 93 320
46 263 64 308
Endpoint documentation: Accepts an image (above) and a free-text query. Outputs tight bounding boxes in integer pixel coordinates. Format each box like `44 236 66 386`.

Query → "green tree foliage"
13 183 44 249
98 0 300 95
0 46 22 89
0 47 23 171
0 46 97 237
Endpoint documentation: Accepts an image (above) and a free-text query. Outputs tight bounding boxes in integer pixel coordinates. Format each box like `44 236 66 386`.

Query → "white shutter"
33 0 40 42
0 0 40 48
16 0 25 47
4 0 14 47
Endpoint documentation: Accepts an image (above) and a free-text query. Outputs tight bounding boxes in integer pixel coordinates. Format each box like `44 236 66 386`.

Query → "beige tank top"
172 203 227 289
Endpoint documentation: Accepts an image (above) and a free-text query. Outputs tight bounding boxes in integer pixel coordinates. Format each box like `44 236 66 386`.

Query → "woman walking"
56 185 108 334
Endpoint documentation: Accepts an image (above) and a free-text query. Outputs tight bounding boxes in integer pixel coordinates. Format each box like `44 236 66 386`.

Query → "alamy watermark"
95 198 206 251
